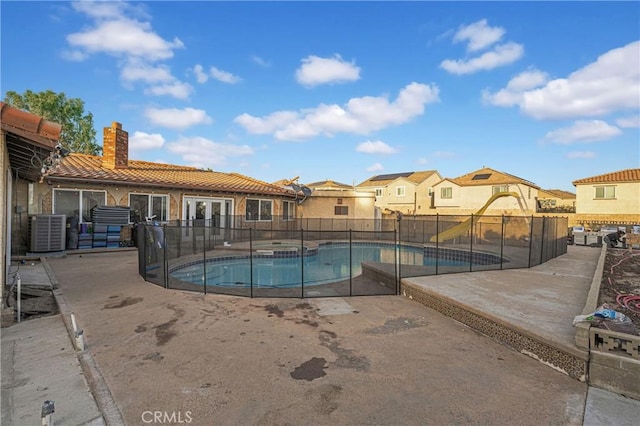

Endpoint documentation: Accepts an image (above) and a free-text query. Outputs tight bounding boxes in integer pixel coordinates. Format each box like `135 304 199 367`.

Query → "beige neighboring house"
431 167 541 216
1 102 61 287
356 170 442 215
536 189 576 212
572 168 640 226
292 179 377 220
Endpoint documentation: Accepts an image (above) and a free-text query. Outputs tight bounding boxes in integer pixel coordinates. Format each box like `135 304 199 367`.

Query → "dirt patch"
597 248 640 335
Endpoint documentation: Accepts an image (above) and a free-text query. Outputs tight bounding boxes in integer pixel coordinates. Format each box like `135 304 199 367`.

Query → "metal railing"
137 215 568 298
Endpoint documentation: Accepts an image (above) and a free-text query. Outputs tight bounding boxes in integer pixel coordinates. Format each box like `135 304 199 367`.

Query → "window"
53 189 106 223
246 199 272 221
129 193 169 223
375 188 383 197
441 187 452 199
283 201 295 221
396 186 406 197
492 185 509 195
334 206 348 215
595 186 615 199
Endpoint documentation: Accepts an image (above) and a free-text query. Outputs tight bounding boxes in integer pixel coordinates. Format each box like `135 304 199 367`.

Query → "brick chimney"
102 121 129 169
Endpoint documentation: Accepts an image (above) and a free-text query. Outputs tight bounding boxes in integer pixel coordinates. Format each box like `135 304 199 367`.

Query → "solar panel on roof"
370 172 412 181
472 173 492 180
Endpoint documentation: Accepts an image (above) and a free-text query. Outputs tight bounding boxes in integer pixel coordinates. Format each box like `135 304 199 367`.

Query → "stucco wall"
575 182 640 215
297 190 375 219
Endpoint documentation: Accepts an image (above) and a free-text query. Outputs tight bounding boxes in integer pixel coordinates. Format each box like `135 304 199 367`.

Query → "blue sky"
2 1 639 192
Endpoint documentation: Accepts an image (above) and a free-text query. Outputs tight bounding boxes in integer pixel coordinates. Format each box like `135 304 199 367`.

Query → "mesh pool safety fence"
138 215 568 298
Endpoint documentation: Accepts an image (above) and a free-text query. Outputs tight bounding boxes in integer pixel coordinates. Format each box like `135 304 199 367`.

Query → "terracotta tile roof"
572 168 640 185
0 101 62 145
450 167 539 188
357 170 439 187
1 102 62 181
539 189 576 199
48 153 296 197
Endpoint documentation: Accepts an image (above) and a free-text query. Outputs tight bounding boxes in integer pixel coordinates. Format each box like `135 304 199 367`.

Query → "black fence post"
527 216 534 268
163 225 168 289
249 228 253 298
469 214 474 272
349 229 353 297
435 214 439 275
500 215 505 270
300 229 305 299
203 232 207 295
540 217 546 264
394 228 399 295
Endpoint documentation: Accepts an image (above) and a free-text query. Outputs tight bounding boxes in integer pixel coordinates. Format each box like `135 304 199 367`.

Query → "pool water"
171 243 469 288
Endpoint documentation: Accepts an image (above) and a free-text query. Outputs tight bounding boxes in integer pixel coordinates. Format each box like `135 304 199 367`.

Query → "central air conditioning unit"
29 214 66 252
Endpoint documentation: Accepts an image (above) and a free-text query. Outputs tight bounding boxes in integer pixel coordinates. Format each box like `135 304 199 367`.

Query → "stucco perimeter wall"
298 190 376 219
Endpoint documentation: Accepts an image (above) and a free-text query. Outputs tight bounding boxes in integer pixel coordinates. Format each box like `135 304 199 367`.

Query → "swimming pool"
170 242 472 288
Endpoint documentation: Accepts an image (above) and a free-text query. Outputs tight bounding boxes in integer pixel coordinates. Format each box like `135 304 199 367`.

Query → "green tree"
4 89 101 155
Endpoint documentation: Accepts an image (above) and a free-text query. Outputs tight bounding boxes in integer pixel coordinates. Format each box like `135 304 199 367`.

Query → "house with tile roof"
1 102 61 285
572 168 640 227
356 170 442 215
430 167 541 216
31 121 298 247
296 179 377 220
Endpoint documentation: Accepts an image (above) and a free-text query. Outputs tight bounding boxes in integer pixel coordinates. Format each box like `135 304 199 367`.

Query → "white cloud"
251 55 270 68
616 114 640 128
71 1 134 20
144 81 193 100
295 54 361 87
441 42 524 75
542 120 622 144
193 64 208 83
356 140 398 155
453 19 506 52
482 68 549 106
366 163 384 172
144 107 213 130
60 49 89 61
432 151 456 159
129 131 165 151
121 59 174 84
567 151 596 159
234 82 439 141
210 66 241 84
519 41 640 120
417 158 428 165
166 136 253 168
66 18 183 61
66 2 187 99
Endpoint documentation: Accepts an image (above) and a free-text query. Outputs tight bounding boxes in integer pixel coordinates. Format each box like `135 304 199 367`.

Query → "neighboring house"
296 179 377 220
33 122 297 240
572 168 640 227
1 102 61 287
536 189 576 213
356 170 442 215
431 167 541 216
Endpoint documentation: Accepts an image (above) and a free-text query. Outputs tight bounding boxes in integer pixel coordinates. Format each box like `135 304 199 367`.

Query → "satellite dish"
301 186 312 197
290 183 301 192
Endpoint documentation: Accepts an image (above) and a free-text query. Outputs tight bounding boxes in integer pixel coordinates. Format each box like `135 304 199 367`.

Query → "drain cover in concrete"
310 298 354 316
